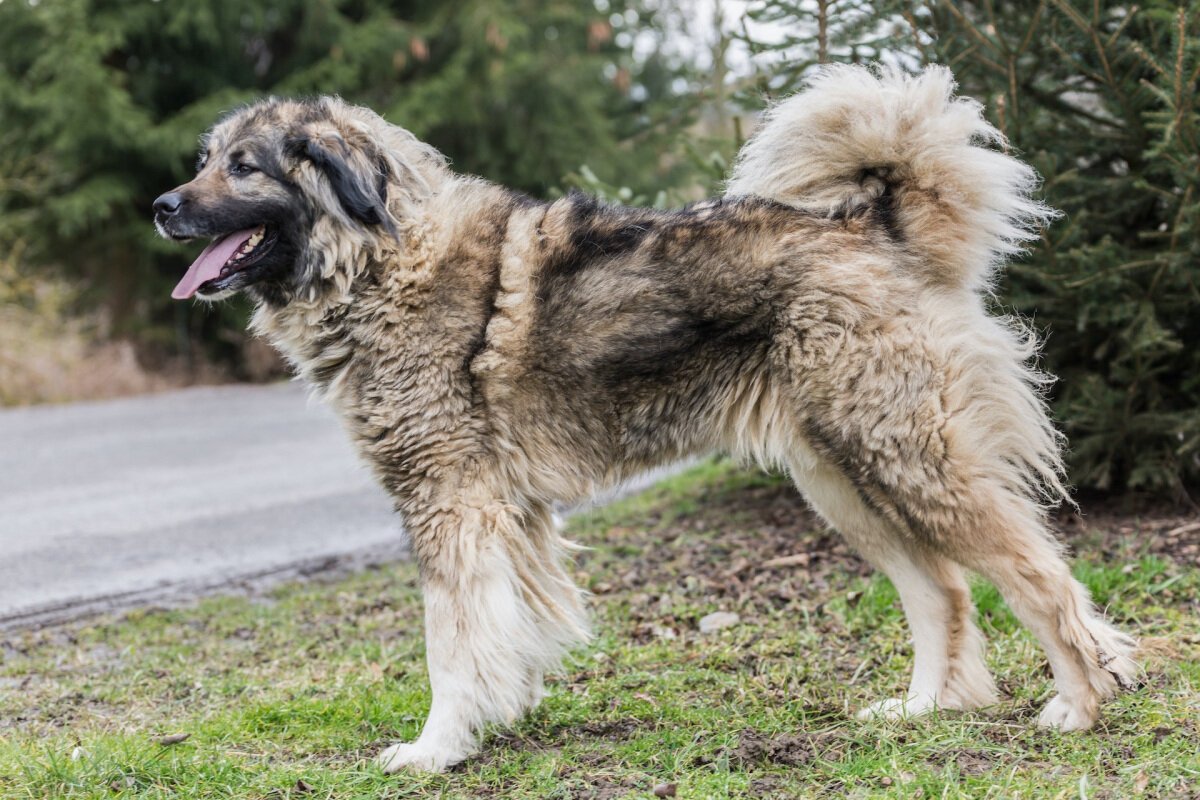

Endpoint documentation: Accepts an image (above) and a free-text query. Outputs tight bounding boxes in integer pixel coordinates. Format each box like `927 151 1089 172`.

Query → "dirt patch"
576 718 647 739
726 728 850 767
548 766 652 800
953 749 996 776
580 479 874 621
1057 506 1200 565
522 716 661 749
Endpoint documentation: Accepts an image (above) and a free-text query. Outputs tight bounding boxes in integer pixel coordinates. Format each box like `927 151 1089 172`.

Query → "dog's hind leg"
795 357 1137 729
781 295 1139 730
934 494 1138 730
791 454 997 719
378 499 588 773
802 414 1136 730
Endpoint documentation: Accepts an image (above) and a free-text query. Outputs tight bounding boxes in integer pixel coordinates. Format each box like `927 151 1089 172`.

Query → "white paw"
377 741 462 774
1036 694 1098 732
856 694 936 721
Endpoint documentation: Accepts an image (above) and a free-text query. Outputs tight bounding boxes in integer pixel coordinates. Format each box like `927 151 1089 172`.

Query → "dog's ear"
287 130 394 233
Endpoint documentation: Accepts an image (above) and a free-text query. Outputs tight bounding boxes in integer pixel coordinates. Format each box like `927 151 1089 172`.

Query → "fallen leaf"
698 611 740 634
1133 770 1150 794
633 692 660 708
759 553 810 569
155 733 190 746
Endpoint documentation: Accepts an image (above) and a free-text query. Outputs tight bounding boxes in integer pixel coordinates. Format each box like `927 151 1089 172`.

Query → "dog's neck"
249 231 430 401
248 201 498 506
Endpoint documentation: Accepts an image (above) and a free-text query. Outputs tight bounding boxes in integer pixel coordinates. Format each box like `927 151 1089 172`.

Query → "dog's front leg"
378 501 587 773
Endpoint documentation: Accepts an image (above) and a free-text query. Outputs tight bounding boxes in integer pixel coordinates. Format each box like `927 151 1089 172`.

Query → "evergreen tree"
738 0 1200 498
0 0 683 372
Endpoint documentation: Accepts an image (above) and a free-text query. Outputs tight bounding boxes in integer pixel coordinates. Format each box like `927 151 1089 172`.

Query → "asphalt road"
0 383 402 628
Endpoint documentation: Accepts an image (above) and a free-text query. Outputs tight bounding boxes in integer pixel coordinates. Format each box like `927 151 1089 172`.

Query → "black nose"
153 192 185 216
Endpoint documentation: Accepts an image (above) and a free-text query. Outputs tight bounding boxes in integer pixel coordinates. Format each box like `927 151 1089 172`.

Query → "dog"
153 65 1137 773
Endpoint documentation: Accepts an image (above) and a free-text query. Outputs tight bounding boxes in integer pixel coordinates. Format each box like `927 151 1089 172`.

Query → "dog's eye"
230 163 258 177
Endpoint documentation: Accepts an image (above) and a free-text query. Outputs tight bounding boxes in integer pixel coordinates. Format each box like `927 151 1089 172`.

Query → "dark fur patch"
288 135 392 231
802 417 933 541
801 418 893 521
309 351 355 387
597 314 764 384
306 327 354 388
462 244 508 374
826 170 904 242
542 193 657 278
871 182 903 242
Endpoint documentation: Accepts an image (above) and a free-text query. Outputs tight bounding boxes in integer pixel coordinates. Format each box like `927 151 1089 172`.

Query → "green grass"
1 460 1198 798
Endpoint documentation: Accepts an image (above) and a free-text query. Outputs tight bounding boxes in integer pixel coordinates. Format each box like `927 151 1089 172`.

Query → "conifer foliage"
1 0 1196 497
742 1 1199 498
0 0 676 369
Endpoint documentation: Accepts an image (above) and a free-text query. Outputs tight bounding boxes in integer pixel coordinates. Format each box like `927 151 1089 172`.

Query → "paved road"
0 384 402 628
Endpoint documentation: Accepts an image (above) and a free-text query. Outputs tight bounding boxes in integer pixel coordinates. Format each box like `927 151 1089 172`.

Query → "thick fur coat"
153 65 1138 773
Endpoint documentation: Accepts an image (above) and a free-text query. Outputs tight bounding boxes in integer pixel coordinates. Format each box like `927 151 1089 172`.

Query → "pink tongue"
171 228 259 300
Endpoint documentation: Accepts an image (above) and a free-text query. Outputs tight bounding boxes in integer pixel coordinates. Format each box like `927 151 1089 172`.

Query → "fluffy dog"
153 65 1137 773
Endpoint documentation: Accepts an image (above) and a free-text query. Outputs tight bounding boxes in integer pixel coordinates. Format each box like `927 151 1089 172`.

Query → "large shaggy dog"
154 65 1137 773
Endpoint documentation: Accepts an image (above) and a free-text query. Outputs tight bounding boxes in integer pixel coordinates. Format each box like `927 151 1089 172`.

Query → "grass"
1 460 1198 799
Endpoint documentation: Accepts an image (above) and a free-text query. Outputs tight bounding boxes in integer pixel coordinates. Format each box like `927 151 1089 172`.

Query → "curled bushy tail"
727 64 1057 293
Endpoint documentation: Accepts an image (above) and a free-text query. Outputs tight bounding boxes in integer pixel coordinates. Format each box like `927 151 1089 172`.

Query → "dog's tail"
726 64 1056 293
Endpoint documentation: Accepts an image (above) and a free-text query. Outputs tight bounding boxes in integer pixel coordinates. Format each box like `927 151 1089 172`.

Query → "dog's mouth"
171 225 278 300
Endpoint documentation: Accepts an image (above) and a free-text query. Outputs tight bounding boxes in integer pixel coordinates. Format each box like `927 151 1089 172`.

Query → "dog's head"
154 96 446 304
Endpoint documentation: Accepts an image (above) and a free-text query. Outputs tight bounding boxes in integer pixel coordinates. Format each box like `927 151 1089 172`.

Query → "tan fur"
728 64 1059 294
162 66 1138 773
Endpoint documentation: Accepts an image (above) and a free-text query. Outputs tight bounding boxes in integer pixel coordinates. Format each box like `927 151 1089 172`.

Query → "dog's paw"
1036 694 1098 732
855 694 936 721
377 741 460 774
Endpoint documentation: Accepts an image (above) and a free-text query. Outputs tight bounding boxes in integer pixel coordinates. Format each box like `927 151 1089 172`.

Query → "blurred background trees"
1 0 1197 499
0 0 693 372
742 0 1199 498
